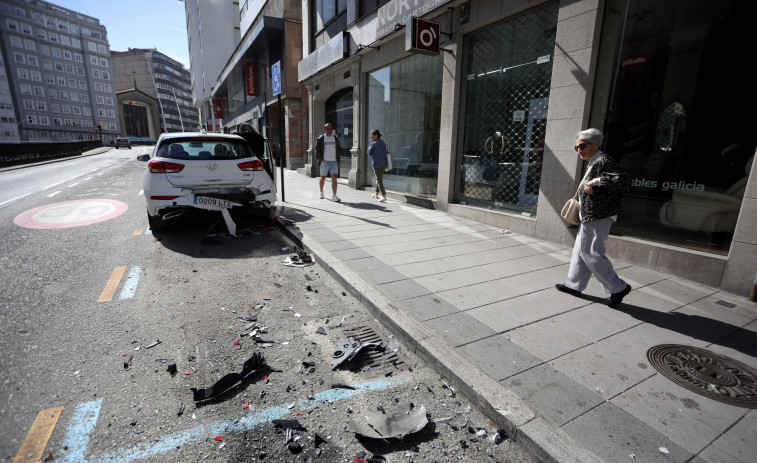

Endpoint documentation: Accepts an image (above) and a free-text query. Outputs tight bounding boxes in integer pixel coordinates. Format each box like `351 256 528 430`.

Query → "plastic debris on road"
190 352 278 401
350 403 429 439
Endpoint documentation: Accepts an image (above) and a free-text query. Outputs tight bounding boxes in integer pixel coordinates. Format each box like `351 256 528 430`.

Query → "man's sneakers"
378 196 387 202
319 191 324 199
332 194 341 202
371 193 378 199
608 284 632 308
555 284 582 297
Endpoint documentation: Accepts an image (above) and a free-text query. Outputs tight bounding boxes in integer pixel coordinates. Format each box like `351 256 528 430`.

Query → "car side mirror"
137 154 150 162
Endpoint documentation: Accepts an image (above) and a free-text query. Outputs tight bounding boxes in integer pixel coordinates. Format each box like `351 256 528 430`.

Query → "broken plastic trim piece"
350 403 428 439
190 352 278 401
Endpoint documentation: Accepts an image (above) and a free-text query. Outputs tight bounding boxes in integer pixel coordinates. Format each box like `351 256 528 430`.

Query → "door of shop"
325 88 354 179
457 0 558 215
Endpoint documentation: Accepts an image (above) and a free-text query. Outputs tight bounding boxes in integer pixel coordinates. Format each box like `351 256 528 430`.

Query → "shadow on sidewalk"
280 202 397 228
607 300 757 357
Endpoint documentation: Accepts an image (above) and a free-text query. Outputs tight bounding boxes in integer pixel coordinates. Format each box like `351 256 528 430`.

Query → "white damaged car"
138 131 276 232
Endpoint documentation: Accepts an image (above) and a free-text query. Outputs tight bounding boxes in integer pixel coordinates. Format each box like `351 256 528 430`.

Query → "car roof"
156 132 245 143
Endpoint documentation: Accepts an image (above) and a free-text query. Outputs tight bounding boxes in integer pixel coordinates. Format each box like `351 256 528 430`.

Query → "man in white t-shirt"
315 123 341 202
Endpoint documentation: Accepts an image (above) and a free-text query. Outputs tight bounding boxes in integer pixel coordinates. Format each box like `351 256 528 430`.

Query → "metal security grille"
458 1 558 215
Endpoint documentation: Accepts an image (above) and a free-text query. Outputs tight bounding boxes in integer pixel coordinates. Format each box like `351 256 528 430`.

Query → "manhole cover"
647 344 757 408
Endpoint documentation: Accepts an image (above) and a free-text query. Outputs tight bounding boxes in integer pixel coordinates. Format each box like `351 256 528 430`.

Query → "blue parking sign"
272 61 281 96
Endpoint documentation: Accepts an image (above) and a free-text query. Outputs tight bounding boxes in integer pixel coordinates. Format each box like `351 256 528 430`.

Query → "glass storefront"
325 88 353 179
457 0 558 215
366 53 443 197
593 0 756 254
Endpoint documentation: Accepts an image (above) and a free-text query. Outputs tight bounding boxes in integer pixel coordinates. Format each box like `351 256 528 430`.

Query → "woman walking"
556 128 632 308
368 129 388 202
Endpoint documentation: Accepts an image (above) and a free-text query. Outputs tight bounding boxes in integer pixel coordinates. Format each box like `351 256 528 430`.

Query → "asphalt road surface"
0 149 536 463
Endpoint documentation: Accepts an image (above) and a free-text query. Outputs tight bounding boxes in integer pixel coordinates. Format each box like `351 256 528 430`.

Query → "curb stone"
276 217 604 462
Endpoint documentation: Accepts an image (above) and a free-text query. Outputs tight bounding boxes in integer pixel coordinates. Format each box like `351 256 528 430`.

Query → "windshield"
156 138 253 160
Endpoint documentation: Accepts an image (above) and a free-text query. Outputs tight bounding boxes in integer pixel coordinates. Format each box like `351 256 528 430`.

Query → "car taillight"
238 160 264 171
148 161 184 173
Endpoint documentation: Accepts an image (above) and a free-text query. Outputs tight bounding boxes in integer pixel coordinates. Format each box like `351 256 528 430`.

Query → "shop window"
358 0 389 18
311 0 347 51
366 53 443 197
591 0 757 254
457 0 558 215
325 88 353 179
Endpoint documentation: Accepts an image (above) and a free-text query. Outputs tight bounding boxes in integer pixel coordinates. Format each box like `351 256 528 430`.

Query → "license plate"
193 196 238 209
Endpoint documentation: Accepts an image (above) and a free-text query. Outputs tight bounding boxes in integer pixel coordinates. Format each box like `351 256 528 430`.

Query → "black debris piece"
190 352 277 402
314 434 327 448
350 403 428 439
366 455 387 463
287 442 303 453
306 285 313 292
302 361 316 367
331 383 356 390
188 355 196 362
294 246 313 263
239 315 258 322
273 419 304 430
123 355 133 370
167 363 177 376
316 327 327 335
145 340 161 349
177 402 185 416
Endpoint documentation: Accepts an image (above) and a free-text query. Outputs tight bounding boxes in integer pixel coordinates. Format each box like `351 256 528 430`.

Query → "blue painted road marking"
118 266 142 300
59 375 410 462
59 398 103 463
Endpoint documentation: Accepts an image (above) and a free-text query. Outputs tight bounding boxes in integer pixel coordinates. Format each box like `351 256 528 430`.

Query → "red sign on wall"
246 61 258 96
214 98 225 119
406 17 440 55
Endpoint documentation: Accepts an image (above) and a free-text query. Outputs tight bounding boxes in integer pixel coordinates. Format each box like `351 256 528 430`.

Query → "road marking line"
119 266 142 300
98 266 126 302
83 177 93 181
0 193 32 208
43 181 67 190
12 406 64 463
59 399 102 463
47 191 61 198
63 376 410 463
133 228 144 236
67 183 79 188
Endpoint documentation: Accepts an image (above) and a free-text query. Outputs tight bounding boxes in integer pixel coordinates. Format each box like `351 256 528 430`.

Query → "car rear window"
156 138 253 160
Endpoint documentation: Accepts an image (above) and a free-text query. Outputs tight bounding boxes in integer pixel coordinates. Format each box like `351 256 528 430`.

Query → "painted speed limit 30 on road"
13 199 128 229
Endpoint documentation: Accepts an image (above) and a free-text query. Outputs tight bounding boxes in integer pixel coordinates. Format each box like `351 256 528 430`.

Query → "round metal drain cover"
647 344 757 408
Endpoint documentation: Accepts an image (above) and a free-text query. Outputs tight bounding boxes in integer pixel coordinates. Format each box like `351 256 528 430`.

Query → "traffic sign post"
272 61 285 202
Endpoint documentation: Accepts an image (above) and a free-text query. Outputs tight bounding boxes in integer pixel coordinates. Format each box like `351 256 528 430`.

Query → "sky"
50 0 190 68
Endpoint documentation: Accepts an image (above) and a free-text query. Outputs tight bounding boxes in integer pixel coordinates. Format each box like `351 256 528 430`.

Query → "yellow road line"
13 406 63 463
133 228 144 236
98 266 126 302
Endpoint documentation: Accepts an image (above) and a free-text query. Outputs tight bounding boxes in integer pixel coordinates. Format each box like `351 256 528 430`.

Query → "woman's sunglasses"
574 143 588 151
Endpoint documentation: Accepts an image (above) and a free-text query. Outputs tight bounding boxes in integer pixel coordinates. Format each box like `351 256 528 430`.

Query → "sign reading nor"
376 0 452 40
406 17 440 54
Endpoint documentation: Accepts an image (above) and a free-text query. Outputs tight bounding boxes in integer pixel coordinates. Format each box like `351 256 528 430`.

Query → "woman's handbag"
561 198 581 225
561 166 592 225
385 152 393 172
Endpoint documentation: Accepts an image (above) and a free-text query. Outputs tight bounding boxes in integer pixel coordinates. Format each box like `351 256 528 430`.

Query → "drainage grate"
647 344 757 408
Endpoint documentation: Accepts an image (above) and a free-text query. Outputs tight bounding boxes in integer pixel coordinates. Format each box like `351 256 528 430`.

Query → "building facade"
183 0 240 132
298 0 757 295
0 0 120 143
185 0 308 167
111 48 198 135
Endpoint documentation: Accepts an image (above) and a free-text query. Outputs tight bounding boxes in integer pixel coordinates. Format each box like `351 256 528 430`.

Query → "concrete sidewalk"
274 169 757 463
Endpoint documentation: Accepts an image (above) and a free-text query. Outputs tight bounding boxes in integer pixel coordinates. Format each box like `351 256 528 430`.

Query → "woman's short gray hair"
577 128 604 145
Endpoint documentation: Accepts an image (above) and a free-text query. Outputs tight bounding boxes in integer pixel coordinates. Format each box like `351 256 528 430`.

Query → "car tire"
147 212 165 232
